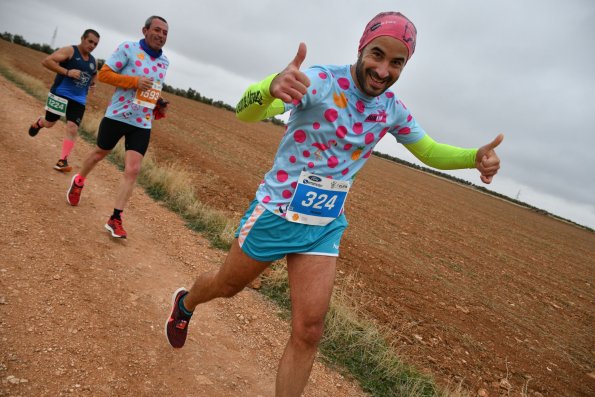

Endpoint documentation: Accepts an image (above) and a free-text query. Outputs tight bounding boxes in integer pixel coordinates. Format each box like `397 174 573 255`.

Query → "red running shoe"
165 287 192 349
66 175 84 206
105 217 127 238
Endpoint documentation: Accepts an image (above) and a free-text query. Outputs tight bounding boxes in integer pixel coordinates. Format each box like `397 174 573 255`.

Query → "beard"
354 55 393 97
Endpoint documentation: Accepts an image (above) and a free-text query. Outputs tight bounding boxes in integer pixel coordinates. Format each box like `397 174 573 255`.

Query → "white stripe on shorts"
237 203 266 247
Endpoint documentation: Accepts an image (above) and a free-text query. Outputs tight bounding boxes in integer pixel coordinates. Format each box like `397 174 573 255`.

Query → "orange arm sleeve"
98 64 139 89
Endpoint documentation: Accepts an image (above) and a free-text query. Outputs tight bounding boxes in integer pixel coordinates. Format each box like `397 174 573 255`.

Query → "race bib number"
45 93 68 117
286 171 350 226
133 81 162 109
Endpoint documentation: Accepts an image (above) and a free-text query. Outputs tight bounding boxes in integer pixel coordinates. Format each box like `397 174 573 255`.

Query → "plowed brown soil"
1 40 594 397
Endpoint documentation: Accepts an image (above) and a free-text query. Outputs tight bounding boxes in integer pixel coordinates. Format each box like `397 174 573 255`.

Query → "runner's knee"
291 318 325 347
124 162 142 178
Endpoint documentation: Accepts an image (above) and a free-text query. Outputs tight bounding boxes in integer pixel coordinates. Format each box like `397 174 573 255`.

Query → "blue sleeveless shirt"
50 45 97 105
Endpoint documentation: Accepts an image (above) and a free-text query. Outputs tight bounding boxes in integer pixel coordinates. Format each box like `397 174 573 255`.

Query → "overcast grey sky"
1 0 594 229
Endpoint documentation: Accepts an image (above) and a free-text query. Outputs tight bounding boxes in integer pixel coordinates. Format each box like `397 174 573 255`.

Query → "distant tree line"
373 151 592 231
1 32 591 232
161 83 286 126
1 31 55 55
0 32 286 123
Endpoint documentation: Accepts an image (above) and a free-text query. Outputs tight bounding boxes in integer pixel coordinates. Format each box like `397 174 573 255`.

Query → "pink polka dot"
159 73 164 79
327 156 339 168
294 130 306 143
313 122 320 130
142 107 148 113
308 162 314 168
115 61 123 68
385 91 395 98
336 126 347 139
289 155 297 163
337 77 350 90
341 168 349 175
303 150 311 158
262 196 271 204
379 127 389 138
143 68 150 74
312 89 317 95
131 69 136 73
291 181 297 188
135 60 142 67
277 170 288 183
363 149 372 159
407 114 413 122
365 132 375 145
353 122 363 134
124 44 129 49
292 99 300 106
152 66 158 72
150 56 156 61
112 110 118 114
324 108 338 122
318 72 327 79
282 190 293 199
356 100 365 113
123 105 129 109
118 96 125 102
398 127 411 135
343 143 353 150
136 117 143 123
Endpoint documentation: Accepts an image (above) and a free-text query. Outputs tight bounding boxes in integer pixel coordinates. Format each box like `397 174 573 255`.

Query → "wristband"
65 70 69 77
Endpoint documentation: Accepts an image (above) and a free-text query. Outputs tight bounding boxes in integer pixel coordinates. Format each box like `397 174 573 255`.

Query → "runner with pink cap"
166 11 504 397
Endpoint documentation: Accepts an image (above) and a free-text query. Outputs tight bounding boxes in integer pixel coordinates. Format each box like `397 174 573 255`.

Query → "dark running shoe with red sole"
105 217 127 239
66 175 84 206
28 117 43 137
165 287 192 349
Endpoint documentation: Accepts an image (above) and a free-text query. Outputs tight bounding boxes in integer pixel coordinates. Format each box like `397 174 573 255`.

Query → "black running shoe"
28 118 43 137
165 287 192 349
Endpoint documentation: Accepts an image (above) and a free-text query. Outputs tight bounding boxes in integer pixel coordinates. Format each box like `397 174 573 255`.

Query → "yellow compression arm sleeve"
235 73 286 122
98 64 139 89
404 134 478 170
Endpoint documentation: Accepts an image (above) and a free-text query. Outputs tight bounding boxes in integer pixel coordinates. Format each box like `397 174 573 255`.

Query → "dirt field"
1 40 594 396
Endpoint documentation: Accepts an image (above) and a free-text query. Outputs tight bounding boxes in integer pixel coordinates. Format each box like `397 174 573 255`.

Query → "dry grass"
261 265 469 397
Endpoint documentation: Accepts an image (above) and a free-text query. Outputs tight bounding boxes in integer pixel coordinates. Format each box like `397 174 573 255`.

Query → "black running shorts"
96 117 151 155
45 96 86 126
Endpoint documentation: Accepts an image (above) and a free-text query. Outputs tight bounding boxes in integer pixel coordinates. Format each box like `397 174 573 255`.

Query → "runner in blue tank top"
28 29 100 172
166 12 504 396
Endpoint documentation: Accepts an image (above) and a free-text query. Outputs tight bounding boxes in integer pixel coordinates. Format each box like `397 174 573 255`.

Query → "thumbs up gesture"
475 134 504 184
270 42 311 103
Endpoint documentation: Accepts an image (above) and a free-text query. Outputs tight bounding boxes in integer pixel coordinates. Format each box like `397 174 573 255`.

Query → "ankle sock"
74 174 86 186
111 209 123 220
179 294 193 316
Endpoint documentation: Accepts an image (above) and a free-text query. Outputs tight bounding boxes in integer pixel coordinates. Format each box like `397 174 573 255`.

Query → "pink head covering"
358 12 417 60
